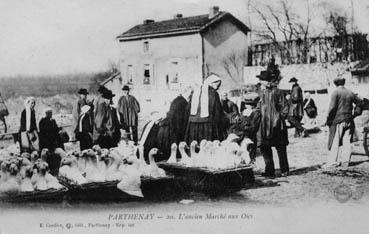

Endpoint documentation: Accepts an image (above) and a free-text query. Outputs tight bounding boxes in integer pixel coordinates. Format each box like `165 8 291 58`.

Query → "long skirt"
19 130 39 153
185 121 224 144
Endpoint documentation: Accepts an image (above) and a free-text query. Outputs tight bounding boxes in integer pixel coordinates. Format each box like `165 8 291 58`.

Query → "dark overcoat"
288 84 304 118
257 85 289 146
39 117 62 151
117 95 140 127
167 95 188 144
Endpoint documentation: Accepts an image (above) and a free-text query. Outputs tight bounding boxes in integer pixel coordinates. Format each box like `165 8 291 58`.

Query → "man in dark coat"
287 77 306 137
324 78 362 168
117 85 140 144
93 90 120 148
185 74 225 143
257 78 290 177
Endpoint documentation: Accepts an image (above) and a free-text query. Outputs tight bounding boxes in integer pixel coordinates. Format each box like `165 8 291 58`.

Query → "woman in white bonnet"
19 97 38 153
75 105 93 150
185 73 225 143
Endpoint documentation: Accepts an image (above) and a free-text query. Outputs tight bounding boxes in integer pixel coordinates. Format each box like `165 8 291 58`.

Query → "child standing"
229 93 261 165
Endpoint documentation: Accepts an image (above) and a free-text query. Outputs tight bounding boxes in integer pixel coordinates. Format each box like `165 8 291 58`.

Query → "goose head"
178 142 189 153
21 152 31 161
9 163 19 176
190 141 198 154
54 148 68 159
224 133 239 143
199 140 207 151
171 143 178 152
166 143 178 163
24 165 33 178
240 138 254 148
92 145 102 155
30 151 39 163
148 148 159 164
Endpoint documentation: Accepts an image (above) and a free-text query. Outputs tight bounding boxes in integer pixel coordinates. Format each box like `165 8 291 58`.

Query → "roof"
100 72 121 86
351 59 369 75
117 12 250 41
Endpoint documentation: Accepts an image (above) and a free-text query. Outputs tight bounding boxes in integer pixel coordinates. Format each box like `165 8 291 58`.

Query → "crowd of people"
15 58 365 178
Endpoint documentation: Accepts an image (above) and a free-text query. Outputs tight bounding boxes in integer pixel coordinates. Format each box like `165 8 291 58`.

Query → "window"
143 41 149 53
170 61 179 83
143 64 153 85
127 65 134 84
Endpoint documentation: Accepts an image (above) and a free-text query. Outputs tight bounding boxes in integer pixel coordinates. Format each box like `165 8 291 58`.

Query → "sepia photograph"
0 0 369 233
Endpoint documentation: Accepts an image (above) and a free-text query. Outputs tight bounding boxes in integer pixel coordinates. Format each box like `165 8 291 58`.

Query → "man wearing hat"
93 89 121 148
288 77 306 137
256 61 290 177
324 77 362 169
117 85 140 144
72 88 90 141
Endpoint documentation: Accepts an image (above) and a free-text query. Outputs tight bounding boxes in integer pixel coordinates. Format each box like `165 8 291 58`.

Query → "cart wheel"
0 118 7 140
364 131 369 157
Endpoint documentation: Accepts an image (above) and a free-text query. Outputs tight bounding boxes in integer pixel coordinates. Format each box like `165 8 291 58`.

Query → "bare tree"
222 50 247 84
252 0 316 64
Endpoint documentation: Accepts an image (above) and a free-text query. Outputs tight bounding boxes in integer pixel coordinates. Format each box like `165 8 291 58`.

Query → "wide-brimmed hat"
122 85 130 91
289 77 298 83
102 90 115 99
78 88 89 95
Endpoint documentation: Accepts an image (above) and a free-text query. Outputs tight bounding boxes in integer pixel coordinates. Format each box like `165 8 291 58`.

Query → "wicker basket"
157 163 254 197
0 187 68 203
57 176 142 202
140 175 183 201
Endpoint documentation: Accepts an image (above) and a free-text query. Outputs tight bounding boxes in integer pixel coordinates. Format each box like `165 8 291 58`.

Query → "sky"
0 0 368 77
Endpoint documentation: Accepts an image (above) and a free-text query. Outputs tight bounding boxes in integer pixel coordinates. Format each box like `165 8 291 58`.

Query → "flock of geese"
0 133 253 196
0 148 64 194
167 134 253 169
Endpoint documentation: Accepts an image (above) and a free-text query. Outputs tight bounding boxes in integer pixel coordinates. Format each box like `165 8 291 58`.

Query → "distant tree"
251 0 325 64
222 50 247 85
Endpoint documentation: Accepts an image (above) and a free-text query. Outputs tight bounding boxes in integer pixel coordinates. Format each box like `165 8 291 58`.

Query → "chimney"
209 6 220 18
174 14 183 19
143 19 155 24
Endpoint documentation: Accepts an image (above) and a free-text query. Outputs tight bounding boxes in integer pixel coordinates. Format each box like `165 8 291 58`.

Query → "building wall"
118 34 203 111
203 19 248 91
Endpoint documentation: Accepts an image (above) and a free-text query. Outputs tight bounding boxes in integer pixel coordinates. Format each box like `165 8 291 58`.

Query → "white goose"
189 141 199 166
166 143 178 164
144 148 166 178
178 142 191 166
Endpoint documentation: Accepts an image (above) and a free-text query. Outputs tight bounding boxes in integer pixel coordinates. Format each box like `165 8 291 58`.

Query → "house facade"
114 7 250 110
